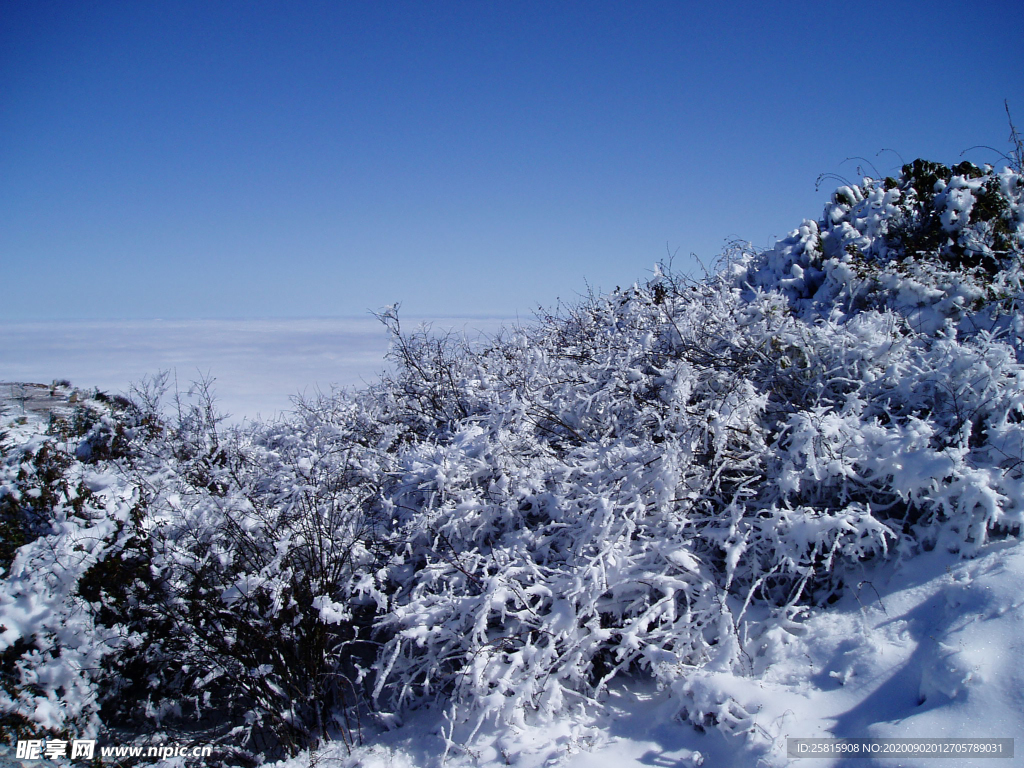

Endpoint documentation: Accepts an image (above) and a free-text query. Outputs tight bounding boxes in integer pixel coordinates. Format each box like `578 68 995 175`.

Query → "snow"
2 160 1023 767
276 544 1023 768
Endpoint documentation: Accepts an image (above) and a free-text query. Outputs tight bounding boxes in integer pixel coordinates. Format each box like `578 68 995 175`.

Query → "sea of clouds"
0 317 514 422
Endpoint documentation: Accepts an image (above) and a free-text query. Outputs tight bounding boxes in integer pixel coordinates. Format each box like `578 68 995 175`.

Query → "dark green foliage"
970 176 1017 258
0 639 38 741
835 188 856 206
900 158 952 196
884 158 1018 276
0 441 94 573
886 204 952 269
952 160 984 179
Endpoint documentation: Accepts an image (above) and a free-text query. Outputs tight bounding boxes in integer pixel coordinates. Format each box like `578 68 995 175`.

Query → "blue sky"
3 0 1022 321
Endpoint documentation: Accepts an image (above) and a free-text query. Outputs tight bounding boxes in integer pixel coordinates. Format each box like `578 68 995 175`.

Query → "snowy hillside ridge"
740 160 1024 334
1 158 1023 766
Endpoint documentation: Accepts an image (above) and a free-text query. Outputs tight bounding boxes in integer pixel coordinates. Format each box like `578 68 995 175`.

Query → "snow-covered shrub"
2 382 391 762
0 417 135 741
80 380 394 762
364 159 1024 744
2 158 1023 762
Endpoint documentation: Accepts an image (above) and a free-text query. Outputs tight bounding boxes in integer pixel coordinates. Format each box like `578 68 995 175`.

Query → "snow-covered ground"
0 317 512 422
275 542 1024 768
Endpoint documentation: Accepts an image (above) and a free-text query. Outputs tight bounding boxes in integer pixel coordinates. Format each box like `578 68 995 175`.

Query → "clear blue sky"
3 0 1022 321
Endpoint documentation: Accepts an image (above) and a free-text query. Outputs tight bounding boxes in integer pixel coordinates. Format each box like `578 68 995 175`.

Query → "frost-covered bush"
364 159 1024 743
2 158 1023 762
2 382 392 762
0 416 135 740
78 380 394 762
